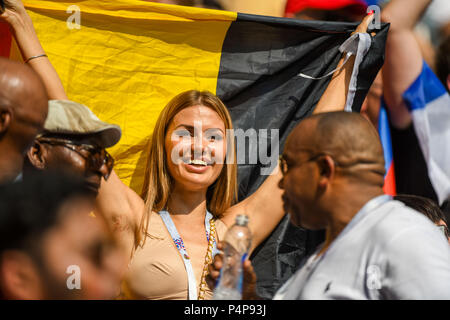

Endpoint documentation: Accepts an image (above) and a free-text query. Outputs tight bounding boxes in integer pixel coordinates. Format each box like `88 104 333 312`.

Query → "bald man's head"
0 58 48 181
286 111 385 182
0 58 48 117
279 112 386 229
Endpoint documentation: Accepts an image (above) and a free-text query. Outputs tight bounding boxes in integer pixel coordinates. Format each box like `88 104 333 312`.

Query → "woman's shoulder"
97 170 145 233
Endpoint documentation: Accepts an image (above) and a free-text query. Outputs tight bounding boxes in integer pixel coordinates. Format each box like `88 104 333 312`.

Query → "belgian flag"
0 0 388 298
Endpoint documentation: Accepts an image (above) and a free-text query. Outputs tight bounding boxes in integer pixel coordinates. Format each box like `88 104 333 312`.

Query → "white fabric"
411 93 450 204
342 32 372 112
273 197 450 300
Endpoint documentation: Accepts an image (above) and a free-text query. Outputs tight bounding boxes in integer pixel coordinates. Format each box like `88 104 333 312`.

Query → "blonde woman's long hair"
137 90 237 246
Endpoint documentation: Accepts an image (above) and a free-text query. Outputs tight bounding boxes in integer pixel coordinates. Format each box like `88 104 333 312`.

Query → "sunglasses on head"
37 136 114 180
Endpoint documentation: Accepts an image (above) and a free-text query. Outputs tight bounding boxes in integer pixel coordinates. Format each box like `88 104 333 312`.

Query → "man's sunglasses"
37 137 114 180
279 152 342 176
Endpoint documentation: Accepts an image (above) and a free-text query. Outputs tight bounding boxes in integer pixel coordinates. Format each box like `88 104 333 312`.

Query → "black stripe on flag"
217 13 388 199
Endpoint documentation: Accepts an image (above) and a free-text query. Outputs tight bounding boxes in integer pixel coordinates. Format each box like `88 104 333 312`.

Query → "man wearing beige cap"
24 100 122 196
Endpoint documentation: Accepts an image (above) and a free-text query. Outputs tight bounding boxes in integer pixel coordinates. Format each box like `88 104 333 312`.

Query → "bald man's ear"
0 250 44 300
27 141 48 170
317 155 335 189
0 109 12 135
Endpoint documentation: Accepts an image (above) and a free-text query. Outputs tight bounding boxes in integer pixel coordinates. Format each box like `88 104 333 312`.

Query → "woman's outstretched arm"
0 0 67 99
96 170 144 257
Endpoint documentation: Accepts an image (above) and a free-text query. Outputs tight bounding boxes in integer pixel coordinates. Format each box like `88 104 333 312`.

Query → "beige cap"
43 100 122 148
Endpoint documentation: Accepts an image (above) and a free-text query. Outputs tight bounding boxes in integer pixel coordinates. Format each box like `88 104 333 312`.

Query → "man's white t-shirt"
273 195 450 300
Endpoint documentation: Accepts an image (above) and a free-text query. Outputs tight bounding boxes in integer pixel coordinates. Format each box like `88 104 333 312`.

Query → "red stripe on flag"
383 162 396 196
0 21 12 58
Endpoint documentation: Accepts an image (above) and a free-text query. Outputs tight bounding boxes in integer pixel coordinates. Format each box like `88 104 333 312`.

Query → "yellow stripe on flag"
23 0 237 193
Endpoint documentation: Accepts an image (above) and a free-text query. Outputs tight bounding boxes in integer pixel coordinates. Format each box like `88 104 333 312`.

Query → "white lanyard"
159 209 218 300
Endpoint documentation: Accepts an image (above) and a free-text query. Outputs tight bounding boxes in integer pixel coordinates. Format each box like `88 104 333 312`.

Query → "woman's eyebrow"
174 124 224 134
173 124 194 131
205 128 225 134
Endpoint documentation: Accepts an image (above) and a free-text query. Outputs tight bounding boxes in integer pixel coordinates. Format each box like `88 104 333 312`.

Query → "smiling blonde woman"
100 89 289 300
116 90 241 299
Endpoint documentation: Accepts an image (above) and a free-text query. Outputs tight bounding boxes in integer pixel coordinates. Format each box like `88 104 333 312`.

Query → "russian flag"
403 62 450 205
378 104 396 196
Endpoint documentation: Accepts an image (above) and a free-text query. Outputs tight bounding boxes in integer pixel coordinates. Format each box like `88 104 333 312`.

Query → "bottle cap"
235 214 249 226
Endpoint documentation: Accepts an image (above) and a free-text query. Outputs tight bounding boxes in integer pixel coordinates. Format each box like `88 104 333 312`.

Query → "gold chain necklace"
197 218 217 300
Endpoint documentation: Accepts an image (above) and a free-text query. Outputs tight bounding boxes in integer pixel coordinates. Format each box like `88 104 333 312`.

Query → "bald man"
273 112 450 299
0 57 48 183
208 112 450 299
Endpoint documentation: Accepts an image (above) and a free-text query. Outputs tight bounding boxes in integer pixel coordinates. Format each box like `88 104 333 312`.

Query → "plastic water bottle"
213 214 252 300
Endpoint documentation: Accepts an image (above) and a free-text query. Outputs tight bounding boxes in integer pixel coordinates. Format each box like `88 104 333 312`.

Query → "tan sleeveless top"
121 211 228 300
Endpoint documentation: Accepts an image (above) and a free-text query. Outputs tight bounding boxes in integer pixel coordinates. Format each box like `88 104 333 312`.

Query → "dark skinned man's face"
34 139 110 196
278 120 328 230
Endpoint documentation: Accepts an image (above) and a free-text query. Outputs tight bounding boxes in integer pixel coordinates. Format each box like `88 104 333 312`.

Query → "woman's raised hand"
0 0 27 24
353 10 375 35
